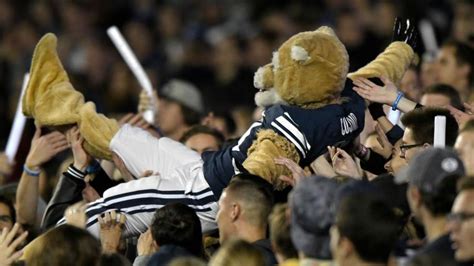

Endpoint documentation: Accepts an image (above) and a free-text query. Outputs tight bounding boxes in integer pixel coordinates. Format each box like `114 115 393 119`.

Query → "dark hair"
401 107 458 146
180 104 203 126
423 84 464 111
25 224 101 266
335 184 400 263
419 174 460 216
151 203 205 259
0 195 16 224
225 175 274 227
443 40 474 87
268 204 298 260
180 125 225 146
457 176 474 192
99 253 131 266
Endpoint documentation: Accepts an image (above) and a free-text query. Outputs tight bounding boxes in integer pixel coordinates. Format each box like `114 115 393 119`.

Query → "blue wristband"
23 164 41 177
392 91 404 111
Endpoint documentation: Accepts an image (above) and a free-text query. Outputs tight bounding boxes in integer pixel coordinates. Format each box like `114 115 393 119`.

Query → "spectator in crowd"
134 203 205 266
400 65 422 102
290 176 341 265
268 203 298 265
420 84 464 110
23 224 101 266
435 41 474 102
396 148 465 266
216 174 277 266
454 120 474 176
448 177 474 264
209 239 265 266
139 79 205 141
330 181 401 266
400 108 459 162
0 196 15 231
156 80 205 141
180 125 225 155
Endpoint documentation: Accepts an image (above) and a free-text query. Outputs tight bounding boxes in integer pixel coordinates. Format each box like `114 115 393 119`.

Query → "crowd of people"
0 0 474 265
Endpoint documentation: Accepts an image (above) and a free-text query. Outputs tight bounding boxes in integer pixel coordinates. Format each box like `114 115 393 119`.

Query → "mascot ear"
254 63 274 89
291 45 311 64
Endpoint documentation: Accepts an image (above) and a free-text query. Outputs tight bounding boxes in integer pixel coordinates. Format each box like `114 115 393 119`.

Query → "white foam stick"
5 73 30 163
107 26 155 124
419 19 438 53
434 116 446 148
388 109 401 126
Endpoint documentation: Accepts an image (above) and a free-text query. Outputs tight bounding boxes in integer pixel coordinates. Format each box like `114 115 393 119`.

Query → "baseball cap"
161 79 204 114
290 176 340 260
395 147 465 194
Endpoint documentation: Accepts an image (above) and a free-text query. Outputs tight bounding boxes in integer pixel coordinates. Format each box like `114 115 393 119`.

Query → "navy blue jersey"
203 88 365 199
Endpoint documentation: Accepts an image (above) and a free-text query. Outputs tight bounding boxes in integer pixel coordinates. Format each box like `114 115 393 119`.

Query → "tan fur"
23 33 119 160
243 129 300 190
272 28 349 107
347 42 414 85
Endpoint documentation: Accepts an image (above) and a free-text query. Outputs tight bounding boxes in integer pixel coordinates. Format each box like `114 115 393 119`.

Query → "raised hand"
274 157 310 187
0 223 28 266
137 229 156 256
446 104 474 127
25 127 69 169
327 146 363 179
0 153 13 177
67 126 92 172
99 210 126 253
353 76 399 105
371 123 393 159
64 201 88 229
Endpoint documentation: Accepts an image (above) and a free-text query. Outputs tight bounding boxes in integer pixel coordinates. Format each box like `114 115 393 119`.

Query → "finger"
279 175 294 186
0 227 7 243
98 215 104 226
128 114 143 126
359 77 378 88
54 143 70 153
336 148 351 159
119 213 126 224
110 210 117 224
464 102 474 113
33 127 42 140
327 146 336 159
353 79 369 89
52 139 69 148
379 76 391 86
5 223 20 246
104 212 111 224
141 170 153 177
7 249 24 263
8 231 28 251
119 113 135 124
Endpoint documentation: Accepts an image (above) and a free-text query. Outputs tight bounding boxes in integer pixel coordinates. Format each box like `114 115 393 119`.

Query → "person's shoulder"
409 234 457 266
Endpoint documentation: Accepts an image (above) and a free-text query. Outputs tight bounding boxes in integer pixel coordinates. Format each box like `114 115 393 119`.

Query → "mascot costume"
22 20 416 237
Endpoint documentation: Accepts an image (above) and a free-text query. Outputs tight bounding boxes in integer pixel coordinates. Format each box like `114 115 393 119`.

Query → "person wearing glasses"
395 148 469 266
399 107 459 162
448 177 474 264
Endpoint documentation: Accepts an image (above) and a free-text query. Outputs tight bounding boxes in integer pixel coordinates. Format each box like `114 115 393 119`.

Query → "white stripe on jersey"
276 116 310 152
271 121 306 157
283 112 311 150
232 121 262 152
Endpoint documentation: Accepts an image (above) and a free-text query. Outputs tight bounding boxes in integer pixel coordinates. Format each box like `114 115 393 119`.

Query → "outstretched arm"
17 127 68 227
353 76 418 113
